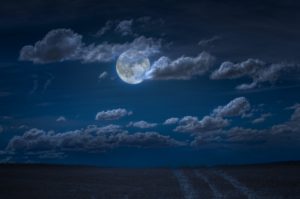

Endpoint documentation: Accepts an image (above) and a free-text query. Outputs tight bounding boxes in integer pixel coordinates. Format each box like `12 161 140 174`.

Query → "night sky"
1 0 300 167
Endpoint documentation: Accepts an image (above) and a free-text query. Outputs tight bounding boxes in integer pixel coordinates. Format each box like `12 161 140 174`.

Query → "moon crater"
116 50 150 84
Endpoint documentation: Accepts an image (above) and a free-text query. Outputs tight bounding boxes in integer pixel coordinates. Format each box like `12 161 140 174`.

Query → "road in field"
194 170 223 199
174 169 259 199
213 170 258 199
173 170 199 199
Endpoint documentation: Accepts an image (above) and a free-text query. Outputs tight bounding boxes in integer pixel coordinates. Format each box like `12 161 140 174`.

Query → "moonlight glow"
116 50 150 84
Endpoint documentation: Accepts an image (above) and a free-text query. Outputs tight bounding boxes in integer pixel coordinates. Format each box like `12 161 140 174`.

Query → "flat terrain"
0 162 299 199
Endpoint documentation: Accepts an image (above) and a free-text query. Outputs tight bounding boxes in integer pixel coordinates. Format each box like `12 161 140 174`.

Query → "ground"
0 162 299 199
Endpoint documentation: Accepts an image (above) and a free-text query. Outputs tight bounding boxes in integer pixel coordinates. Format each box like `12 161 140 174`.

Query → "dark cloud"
211 59 300 90
127 120 157 129
19 29 82 64
5 125 184 153
163 117 179 125
146 52 215 80
19 29 161 64
191 127 264 146
212 97 251 117
95 108 132 121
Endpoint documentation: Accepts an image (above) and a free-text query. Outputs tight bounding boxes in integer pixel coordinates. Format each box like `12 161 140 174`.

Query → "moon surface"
116 50 150 84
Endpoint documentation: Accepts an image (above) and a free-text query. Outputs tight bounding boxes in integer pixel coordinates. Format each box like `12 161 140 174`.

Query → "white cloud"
174 116 229 134
211 58 300 90
127 120 157 129
146 52 215 80
5 125 184 153
192 103 300 146
252 113 272 124
198 35 221 47
212 97 251 117
163 117 179 125
95 108 132 121
95 20 114 37
115 19 133 36
20 29 161 64
79 36 161 63
174 97 251 135
98 71 108 80
56 116 66 122
20 29 83 64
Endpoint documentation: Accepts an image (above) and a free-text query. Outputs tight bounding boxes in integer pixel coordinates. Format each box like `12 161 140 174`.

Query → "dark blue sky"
0 0 300 166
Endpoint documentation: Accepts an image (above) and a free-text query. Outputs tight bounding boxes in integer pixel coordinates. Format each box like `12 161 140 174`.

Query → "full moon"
116 50 150 84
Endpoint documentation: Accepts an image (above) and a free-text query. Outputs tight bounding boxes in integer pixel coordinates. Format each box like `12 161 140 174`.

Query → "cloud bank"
20 29 161 64
211 58 300 90
6 125 184 153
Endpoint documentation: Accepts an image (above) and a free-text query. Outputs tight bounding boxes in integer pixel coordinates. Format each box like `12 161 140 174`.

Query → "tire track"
194 170 223 199
173 170 199 199
214 170 258 199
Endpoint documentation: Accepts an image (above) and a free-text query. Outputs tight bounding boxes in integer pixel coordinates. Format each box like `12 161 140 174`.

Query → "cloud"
43 73 54 93
211 59 264 80
291 105 300 121
98 71 108 80
174 116 229 134
29 77 38 95
85 124 123 134
79 36 161 63
95 108 132 121
20 29 83 64
191 127 264 146
212 97 251 117
5 125 184 153
95 20 114 37
19 29 161 64
127 120 157 129
174 97 251 134
146 52 215 80
115 19 133 36
56 116 66 122
211 59 300 90
252 113 272 124
95 17 163 38
163 117 179 125
198 35 221 47
192 104 300 146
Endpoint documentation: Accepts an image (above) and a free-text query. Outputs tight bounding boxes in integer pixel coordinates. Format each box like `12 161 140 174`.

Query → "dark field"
0 162 299 199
